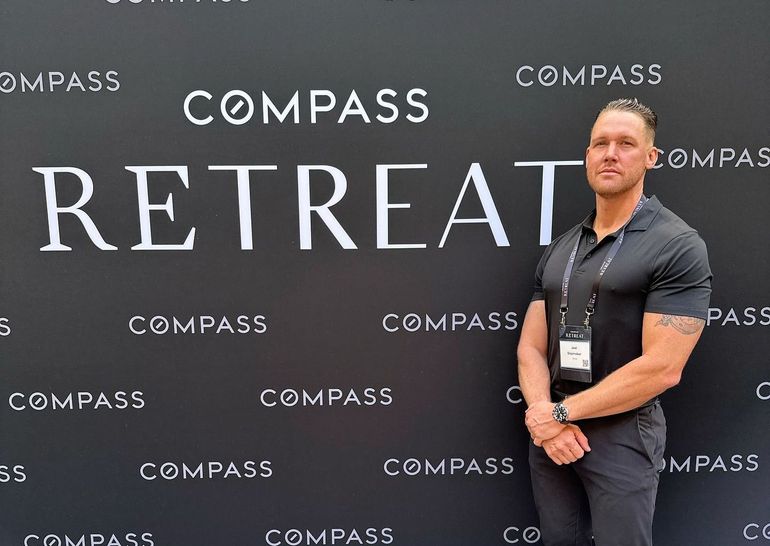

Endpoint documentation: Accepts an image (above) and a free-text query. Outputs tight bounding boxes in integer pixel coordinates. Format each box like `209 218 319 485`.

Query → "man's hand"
541 425 591 465
525 400 565 444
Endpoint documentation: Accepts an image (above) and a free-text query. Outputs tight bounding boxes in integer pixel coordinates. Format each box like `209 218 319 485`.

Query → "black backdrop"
1 1 769 545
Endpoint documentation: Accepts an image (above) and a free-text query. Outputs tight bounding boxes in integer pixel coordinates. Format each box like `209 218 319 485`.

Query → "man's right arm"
517 300 591 463
517 300 552 408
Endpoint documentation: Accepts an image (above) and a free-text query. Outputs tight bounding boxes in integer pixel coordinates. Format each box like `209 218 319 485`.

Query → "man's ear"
646 145 659 169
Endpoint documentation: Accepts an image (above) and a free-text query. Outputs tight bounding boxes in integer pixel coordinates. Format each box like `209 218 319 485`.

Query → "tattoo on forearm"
655 315 705 335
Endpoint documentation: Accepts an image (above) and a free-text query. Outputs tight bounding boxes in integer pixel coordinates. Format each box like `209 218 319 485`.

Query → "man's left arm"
565 312 703 419
526 312 704 436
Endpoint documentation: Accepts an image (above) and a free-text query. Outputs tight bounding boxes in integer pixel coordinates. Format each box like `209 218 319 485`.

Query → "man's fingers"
556 445 579 463
524 417 539 436
566 444 585 460
574 429 591 452
524 413 539 426
546 453 562 465
545 443 577 465
544 447 568 466
556 452 573 464
524 414 538 427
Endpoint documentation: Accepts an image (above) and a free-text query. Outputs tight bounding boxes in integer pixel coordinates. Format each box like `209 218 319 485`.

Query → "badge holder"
558 308 593 383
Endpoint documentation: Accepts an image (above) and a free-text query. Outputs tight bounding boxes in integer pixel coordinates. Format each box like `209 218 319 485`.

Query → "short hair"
596 98 657 143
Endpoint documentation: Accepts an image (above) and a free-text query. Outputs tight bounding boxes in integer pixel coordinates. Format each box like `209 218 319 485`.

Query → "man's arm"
517 299 564 443
518 300 591 461
517 300 553 407
526 312 704 440
564 312 704 419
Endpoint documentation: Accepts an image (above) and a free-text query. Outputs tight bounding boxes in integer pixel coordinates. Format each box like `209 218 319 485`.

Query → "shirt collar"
580 195 663 234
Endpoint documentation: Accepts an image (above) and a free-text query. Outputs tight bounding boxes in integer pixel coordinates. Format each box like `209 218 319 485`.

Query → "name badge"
559 324 592 383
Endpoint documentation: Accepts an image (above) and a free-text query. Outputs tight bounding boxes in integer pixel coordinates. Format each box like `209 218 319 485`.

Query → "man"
517 98 711 546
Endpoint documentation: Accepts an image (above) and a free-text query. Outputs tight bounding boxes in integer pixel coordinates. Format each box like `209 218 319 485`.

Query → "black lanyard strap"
560 195 648 327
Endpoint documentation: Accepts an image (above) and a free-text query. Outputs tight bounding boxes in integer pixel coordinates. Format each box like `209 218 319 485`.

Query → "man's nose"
604 142 619 160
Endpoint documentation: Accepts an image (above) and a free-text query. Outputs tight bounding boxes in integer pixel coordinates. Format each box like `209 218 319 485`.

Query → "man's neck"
593 187 644 241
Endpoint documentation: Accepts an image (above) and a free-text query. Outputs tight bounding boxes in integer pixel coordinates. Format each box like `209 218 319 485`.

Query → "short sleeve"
644 231 712 319
531 245 552 302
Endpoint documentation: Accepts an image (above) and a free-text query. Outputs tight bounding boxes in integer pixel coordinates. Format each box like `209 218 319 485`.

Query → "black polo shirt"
532 195 712 396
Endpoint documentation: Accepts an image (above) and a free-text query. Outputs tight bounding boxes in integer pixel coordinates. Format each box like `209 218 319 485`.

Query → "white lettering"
221 89 255 125
208 165 278 250
439 163 509 248
183 90 213 125
758 382 770 401
514 160 583 244
376 164 428 249
33 167 118 251
297 165 357 250
309 90 336 123
262 91 300 124
127 166 196 250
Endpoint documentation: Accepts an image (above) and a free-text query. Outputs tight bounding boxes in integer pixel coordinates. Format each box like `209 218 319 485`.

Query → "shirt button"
588 236 596 244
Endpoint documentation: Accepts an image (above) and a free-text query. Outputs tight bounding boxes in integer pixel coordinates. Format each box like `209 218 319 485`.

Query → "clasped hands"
525 400 591 465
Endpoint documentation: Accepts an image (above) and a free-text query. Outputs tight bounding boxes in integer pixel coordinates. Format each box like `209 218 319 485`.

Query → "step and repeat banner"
1 1 768 545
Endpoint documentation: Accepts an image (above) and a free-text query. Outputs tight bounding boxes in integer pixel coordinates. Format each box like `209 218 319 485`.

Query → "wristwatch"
552 401 570 424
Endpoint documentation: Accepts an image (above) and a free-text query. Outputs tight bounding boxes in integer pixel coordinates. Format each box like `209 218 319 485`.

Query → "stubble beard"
588 167 646 199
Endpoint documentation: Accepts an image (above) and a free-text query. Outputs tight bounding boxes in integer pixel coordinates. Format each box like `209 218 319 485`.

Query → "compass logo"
0 71 118 94
23 534 154 546
515 63 661 87
265 528 394 546
384 457 514 477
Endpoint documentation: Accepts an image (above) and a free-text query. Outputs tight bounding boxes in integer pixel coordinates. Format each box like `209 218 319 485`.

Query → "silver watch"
552 401 570 424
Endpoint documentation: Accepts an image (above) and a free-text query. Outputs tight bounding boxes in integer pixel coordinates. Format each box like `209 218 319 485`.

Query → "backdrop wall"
1 1 768 545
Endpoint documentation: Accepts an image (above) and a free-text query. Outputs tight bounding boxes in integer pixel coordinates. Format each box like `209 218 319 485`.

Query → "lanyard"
560 195 648 327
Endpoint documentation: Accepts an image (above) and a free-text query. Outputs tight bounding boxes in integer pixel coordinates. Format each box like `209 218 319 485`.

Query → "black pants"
528 402 667 546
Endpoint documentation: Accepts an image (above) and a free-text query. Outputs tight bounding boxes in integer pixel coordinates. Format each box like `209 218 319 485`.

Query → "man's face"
585 110 659 198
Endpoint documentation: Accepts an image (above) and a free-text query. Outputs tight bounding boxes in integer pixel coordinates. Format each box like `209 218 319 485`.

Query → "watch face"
553 403 568 423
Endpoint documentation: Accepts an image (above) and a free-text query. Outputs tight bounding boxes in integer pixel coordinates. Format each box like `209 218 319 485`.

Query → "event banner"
1 1 768 544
